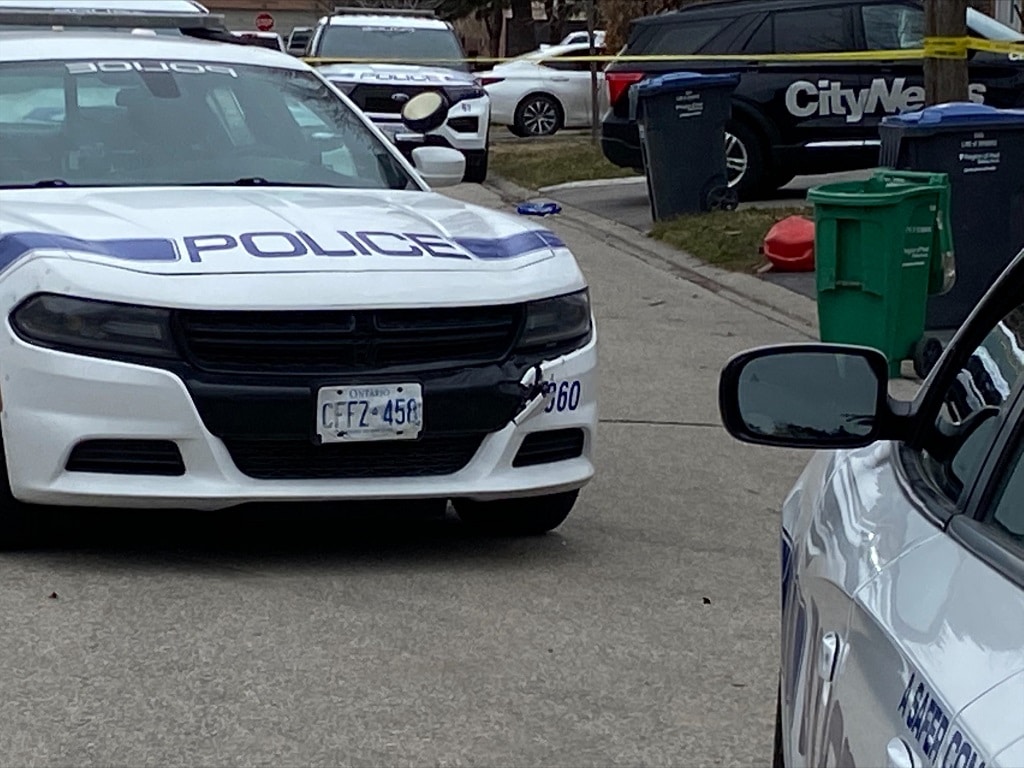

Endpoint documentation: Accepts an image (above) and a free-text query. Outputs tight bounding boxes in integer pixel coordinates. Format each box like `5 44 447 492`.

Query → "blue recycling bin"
634 71 741 220
880 103 1024 349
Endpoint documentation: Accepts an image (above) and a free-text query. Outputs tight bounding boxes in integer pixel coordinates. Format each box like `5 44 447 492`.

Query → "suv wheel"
463 148 489 184
514 94 564 137
725 121 769 200
0 444 32 549
453 490 578 535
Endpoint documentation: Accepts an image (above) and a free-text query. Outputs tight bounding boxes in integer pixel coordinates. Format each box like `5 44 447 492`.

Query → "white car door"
535 48 605 127
817 302 1024 768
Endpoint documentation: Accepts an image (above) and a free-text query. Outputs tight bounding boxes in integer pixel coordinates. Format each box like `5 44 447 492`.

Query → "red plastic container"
763 215 815 272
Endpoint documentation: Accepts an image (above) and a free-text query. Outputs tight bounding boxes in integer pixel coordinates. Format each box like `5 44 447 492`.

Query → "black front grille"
66 439 185 476
350 84 439 114
175 307 522 375
224 434 483 479
513 429 585 468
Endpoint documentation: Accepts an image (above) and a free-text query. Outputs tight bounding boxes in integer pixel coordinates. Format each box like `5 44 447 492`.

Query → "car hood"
317 63 477 85
0 186 570 278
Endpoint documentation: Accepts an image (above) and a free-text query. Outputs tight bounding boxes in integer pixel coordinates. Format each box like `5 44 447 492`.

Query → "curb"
484 176 819 339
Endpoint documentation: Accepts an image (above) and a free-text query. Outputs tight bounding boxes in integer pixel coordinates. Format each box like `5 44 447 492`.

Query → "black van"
601 0 1024 198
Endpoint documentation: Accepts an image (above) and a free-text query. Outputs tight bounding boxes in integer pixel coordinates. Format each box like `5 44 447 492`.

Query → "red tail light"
478 77 504 87
606 71 644 105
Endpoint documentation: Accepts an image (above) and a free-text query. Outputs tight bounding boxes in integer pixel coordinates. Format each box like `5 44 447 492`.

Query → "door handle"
818 632 840 681
886 737 916 768
550 76 571 82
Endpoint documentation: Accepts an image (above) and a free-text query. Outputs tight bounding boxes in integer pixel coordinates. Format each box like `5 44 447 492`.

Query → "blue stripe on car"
0 230 564 272
0 232 180 272
454 230 566 260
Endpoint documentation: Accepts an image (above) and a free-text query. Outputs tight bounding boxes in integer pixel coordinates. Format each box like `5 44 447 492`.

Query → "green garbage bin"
808 169 954 378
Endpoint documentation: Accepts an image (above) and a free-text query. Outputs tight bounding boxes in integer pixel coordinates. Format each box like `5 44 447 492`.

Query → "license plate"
316 383 423 443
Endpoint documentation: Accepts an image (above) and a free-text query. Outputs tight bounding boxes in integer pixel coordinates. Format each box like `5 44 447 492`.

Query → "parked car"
232 30 285 52
539 29 605 50
0 6 596 542
601 0 1024 198
561 29 604 47
307 7 491 183
285 24 311 55
479 42 607 136
719 248 1024 767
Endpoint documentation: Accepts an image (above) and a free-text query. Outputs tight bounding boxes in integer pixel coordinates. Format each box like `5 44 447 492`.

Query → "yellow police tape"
303 35 1024 66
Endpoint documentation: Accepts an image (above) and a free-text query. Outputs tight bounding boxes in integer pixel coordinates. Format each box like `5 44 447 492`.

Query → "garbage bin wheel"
514 94 564 137
705 184 739 212
912 335 945 380
725 120 769 200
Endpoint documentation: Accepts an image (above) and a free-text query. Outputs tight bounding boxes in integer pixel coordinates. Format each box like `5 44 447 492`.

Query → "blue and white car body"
0 24 596 528
720 252 1024 767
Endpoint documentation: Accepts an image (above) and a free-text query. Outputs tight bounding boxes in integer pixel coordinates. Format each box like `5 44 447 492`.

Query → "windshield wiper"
186 177 344 188
1 179 80 189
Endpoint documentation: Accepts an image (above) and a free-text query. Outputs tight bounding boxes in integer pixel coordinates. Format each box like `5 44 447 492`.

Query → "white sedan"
479 42 606 137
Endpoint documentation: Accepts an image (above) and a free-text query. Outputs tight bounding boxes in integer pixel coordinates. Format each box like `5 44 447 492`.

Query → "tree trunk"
924 0 969 105
506 0 537 56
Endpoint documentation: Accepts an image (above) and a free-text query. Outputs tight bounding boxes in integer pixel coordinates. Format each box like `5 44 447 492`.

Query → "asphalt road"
0 184 812 767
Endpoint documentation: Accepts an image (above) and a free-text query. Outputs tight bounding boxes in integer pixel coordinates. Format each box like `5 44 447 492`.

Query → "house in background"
203 0 592 59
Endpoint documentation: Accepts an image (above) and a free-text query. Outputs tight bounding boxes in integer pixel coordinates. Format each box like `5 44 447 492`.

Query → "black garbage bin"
880 103 1024 350
634 71 741 220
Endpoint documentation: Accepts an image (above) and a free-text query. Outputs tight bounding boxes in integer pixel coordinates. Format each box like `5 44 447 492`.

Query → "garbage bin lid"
882 102 1024 128
636 70 740 96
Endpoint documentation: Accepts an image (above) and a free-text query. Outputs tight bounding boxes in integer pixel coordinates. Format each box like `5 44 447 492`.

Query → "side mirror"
411 146 465 188
719 344 891 449
401 91 450 135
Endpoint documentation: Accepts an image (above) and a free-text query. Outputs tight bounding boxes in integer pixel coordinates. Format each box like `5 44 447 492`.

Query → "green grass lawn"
649 207 812 273
490 136 635 190
490 134 812 273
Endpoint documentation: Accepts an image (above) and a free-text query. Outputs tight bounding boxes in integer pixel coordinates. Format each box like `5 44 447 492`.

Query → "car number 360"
542 380 582 413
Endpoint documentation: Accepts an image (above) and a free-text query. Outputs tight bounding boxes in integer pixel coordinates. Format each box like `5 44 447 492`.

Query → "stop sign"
255 12 274 31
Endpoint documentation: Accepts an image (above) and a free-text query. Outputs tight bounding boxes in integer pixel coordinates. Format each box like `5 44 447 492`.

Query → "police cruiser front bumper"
375 95 490 154
1 306 595 512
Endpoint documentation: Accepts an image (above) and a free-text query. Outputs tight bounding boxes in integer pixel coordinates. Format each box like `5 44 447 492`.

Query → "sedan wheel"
514 95 563 137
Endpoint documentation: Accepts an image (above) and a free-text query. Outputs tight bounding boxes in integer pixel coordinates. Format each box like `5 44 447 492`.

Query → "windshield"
316 24 469 71
0 59 415 190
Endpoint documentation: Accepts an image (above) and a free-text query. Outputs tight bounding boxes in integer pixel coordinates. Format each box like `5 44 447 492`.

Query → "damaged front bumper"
2 330 598 510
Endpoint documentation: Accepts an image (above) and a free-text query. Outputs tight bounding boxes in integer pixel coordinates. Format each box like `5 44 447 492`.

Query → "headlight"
11 294 177 359
517 289 592 352
445 84 487 104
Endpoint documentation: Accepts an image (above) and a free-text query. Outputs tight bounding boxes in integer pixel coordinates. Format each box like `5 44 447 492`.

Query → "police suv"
0 8 596 541
306 7 491 183
720 249 1024 767
601 0 1024 198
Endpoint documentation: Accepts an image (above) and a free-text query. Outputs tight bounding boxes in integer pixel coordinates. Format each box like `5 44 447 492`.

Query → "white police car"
720 251 1024 767
0 9 597 542
306 8 491 183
